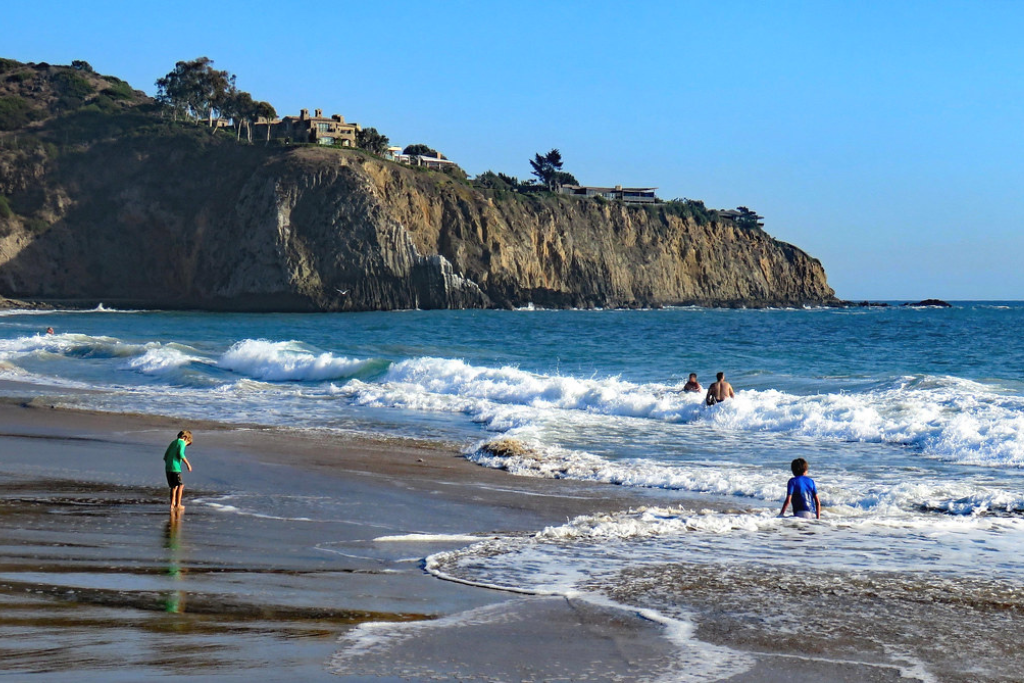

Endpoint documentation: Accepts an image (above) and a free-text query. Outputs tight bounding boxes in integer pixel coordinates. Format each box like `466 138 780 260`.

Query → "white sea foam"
467 435 1024 516
373 533 484 543
0 304 145 317
425 504 1024 631
417 550 754 682
325 357 1024 472
0 309 55 317
534 505 1024 543
326 598 752 682
217 339 379 382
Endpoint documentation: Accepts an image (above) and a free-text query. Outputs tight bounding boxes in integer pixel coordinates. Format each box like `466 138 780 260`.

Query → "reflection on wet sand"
0 475 430 679
163 516 185 613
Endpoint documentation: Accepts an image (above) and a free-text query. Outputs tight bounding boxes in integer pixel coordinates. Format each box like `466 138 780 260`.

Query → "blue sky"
6 1 1023 300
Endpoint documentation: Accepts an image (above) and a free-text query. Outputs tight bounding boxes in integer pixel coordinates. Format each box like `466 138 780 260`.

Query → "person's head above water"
791 458 808 476
716 372 725 381
688 373 698 381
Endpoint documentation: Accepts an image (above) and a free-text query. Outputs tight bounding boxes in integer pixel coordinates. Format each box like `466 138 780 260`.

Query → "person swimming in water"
682 373 702 392
705 372 735 406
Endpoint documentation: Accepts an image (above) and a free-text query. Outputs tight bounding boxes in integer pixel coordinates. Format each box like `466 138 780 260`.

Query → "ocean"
3 303 1024 680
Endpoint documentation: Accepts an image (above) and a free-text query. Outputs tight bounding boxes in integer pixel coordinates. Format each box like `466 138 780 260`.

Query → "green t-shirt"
163 438 188 473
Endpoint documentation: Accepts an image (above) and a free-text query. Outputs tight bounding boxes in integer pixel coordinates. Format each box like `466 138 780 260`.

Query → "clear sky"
6 0 1023 300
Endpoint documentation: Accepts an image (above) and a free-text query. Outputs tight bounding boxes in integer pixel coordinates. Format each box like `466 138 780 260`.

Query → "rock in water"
901 299 952 307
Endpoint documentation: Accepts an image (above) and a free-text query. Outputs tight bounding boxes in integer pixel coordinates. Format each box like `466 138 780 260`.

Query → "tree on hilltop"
404 143 441 158
155 57 233 126
255 101 276 144
529 148 577 189
357 127 390 156
221 86 256 142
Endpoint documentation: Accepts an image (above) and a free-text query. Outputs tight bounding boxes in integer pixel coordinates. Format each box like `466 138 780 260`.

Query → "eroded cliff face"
0 141 836 311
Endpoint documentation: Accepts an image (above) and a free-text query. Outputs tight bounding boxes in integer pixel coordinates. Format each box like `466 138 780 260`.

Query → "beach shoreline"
0 394 926 681
0 397 695 681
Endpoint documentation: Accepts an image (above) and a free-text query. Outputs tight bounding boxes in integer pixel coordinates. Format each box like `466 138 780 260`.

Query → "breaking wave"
328 357 1024 468
216 339 384 382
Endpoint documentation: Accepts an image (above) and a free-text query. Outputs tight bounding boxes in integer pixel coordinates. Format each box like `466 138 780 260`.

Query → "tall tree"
255 101 276 144
222 87 256 142
155 57 233 126
529 148 571 189
357 127 390 156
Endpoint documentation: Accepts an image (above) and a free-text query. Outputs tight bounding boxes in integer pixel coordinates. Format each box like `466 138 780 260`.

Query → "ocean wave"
329 357 1024 468
0 332 152 360
216 339 385 382
122 344 207 376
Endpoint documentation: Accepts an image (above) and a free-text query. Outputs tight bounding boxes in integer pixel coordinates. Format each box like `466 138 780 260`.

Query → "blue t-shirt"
787 475 817 514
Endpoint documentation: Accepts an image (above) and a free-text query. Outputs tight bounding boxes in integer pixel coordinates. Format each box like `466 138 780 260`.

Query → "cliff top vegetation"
0 56 766 233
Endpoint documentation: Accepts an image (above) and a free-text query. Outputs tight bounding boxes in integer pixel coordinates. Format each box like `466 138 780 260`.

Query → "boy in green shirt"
163 430 193 514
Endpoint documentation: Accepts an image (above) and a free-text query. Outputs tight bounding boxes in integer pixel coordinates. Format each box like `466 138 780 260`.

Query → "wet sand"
0 398 923 681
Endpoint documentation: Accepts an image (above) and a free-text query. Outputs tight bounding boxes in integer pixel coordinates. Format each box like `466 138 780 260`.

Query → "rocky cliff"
0 61 836 311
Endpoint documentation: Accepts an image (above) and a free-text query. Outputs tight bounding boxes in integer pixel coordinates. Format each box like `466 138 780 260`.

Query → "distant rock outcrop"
901 299 952 308
0 59 837 311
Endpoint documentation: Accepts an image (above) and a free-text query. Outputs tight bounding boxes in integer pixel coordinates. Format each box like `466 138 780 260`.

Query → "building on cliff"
718 208 764 228
253 108 360 146
556 184 658 204
386 146 461 171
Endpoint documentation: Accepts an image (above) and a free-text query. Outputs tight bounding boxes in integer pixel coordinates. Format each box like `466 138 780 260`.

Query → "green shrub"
442 164 468 182
473 170 513 190
51 70 94 98
0 195 12 219
0 96 38 131
101 81 134 100
24 217 50 234
662 197 713 226
0 59 19 74
56 94 87 112
92 94 119 113
6 72 31 83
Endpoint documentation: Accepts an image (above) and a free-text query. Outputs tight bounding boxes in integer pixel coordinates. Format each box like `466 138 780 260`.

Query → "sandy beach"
0 396 922 682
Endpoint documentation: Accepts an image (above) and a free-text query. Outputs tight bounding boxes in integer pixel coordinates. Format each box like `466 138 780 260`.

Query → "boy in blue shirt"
780 457 820 519
163 430 193 515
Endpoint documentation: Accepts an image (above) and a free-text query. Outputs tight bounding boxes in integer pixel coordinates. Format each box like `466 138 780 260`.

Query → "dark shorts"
165 471 183 488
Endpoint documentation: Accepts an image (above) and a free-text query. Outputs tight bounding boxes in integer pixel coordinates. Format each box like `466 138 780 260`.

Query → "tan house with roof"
253 108 360 146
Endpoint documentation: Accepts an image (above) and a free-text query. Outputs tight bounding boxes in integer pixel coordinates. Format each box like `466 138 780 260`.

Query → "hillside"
0 58 836 311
